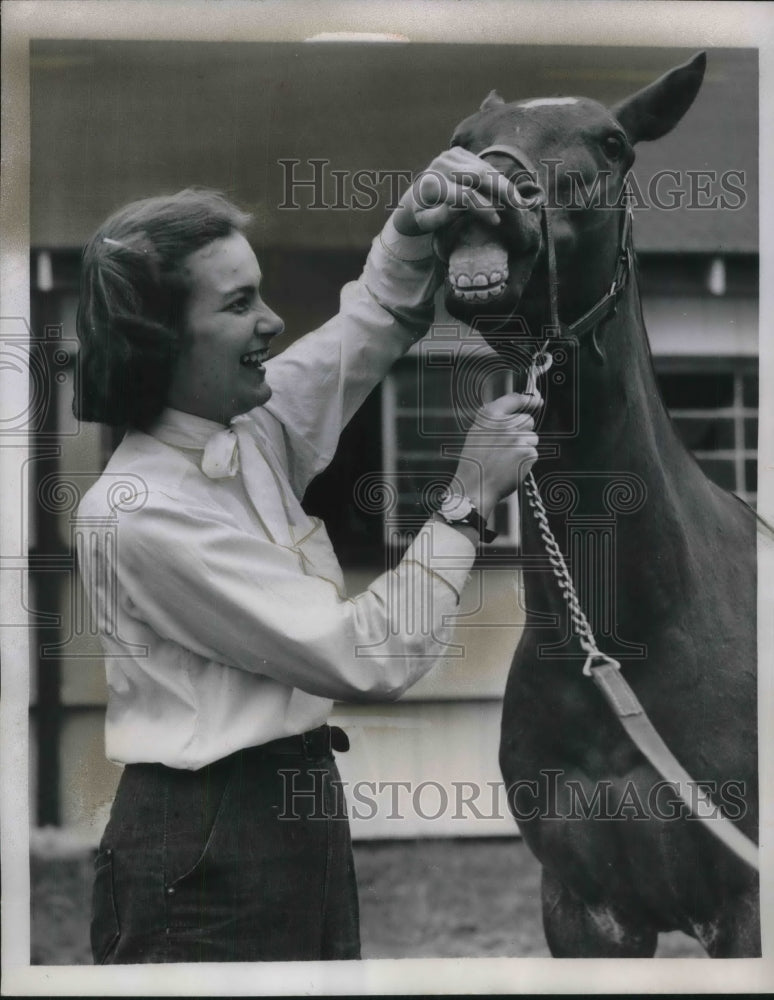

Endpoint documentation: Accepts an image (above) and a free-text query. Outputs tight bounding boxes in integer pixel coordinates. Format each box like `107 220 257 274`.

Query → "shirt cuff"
402 519 476 604
379 215 436 262
362 222 442 337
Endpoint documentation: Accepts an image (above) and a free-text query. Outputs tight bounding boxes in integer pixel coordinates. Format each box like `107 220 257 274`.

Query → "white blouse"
76 221 477 769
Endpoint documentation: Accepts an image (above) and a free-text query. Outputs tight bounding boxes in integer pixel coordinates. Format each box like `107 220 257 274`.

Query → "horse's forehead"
502 97 615 136
518 97 581 109
456 97 617 154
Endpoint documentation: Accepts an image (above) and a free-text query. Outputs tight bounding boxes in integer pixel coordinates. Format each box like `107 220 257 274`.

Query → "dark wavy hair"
75 188 252 428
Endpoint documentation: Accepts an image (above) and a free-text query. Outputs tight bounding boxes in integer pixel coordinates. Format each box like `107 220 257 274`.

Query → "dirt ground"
30 834 704 964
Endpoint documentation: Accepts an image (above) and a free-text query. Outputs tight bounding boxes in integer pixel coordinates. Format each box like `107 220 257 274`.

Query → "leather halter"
477 143 633 362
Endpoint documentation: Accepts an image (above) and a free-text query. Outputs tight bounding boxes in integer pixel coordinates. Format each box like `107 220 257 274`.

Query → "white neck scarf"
148 408 297 546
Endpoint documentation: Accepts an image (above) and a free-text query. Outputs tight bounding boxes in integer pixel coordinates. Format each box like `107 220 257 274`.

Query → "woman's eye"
603 134 626 159
227 298 250 314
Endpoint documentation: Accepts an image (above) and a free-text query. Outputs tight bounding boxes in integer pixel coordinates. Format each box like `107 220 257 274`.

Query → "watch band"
455 507 498 544
436 503 498 544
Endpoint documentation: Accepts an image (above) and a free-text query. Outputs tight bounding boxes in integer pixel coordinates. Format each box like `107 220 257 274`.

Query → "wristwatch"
436 490 498 544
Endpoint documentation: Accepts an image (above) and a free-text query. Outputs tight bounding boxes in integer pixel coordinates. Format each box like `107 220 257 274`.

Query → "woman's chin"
243 381 272 414
255 381 272 407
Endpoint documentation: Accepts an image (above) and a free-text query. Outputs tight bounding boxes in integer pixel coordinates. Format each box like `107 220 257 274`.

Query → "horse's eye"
603 133 626 160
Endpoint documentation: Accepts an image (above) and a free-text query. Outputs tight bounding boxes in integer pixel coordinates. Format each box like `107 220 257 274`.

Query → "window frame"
382 348 759 550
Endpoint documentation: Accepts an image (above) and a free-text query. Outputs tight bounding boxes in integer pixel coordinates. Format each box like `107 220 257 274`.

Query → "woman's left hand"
391 147 513 237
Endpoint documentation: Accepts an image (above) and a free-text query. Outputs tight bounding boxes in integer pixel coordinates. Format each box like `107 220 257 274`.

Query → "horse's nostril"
513 181 544 205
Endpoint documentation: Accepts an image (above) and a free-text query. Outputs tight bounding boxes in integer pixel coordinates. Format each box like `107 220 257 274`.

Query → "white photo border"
2 0 773 994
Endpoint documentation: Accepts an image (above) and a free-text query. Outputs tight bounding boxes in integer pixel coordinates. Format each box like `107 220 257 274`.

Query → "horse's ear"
612 52 706 143
480 89 506 112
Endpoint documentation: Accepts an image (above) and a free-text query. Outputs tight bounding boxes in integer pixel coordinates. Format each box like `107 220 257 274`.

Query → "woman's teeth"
240 350 267 369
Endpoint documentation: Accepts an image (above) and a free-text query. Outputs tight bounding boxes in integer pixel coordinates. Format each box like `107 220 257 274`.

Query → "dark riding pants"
91 744 360 963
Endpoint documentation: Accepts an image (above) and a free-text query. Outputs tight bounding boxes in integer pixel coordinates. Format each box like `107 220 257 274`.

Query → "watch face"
439 492 474 521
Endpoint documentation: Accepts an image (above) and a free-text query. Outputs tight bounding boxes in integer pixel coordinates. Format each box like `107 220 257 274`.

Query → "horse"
438 53 759 957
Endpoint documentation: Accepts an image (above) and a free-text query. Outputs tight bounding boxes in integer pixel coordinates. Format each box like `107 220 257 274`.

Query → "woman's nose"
256 306 284 339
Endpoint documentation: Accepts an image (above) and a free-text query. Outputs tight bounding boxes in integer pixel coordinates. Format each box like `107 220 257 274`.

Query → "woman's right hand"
452 390 542 520
391 147 512 238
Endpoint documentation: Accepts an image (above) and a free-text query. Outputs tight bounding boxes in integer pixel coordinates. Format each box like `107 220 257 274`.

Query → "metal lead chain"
523 470 621 677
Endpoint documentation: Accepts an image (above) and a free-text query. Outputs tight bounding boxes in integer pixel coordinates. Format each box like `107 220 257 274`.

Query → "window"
654 360 758 505
382 347 759 547
382 337 523 548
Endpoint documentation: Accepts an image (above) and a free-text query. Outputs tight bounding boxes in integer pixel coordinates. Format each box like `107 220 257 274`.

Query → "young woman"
75 149 541 963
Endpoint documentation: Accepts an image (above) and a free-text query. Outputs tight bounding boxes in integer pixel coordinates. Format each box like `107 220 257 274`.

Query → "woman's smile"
166 231 284 423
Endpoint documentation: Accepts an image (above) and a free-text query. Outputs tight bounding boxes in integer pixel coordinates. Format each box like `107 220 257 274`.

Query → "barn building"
27 41 757 840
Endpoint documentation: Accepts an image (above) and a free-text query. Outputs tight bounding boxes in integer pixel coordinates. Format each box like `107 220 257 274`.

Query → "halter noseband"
477 143 633 363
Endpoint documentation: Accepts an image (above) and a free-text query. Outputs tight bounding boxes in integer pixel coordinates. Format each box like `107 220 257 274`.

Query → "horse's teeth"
450 273 508 300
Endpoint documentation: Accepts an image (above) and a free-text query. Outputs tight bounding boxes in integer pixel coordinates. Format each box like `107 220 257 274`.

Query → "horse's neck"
522 270 713 602
541 272 680 455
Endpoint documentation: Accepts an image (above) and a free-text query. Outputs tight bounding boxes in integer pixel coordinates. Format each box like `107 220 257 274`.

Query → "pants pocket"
90 849 120 964
163 764 233 890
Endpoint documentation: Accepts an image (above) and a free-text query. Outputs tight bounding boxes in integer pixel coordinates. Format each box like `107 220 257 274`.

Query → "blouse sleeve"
112 492 475 703
260 220 443 497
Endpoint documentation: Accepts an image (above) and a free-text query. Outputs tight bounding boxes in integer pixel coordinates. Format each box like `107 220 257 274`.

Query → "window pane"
672 416 735 450
393 362 458 410
745 460 758 493
656 372 734 409
397 414 467 450
397 455 457 477
696 458 737 491
744 418 758 449
493 502 512 536
390 363 420 398
742 374 759 407
417 367 455 410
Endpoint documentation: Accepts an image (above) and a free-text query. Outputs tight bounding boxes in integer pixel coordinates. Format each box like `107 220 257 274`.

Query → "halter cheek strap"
477 143 633 360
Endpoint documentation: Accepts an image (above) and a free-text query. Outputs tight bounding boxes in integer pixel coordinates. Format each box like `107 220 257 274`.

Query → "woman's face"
166 231 284 424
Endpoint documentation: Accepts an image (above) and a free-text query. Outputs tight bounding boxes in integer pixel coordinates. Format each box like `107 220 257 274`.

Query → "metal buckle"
582 651 622 678
525 351 553 396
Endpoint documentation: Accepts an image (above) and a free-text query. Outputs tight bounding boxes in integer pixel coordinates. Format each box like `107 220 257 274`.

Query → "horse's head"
440 53 706 351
